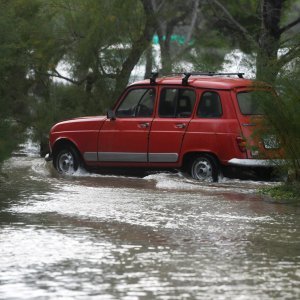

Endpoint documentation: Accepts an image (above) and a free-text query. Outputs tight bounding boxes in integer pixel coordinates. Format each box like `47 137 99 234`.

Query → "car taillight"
236 136 247 152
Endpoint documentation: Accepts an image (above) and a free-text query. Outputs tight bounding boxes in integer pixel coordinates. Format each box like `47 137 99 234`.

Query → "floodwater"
0 143 299 300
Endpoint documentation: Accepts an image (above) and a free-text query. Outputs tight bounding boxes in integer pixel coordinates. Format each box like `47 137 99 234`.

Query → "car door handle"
138 122 150 128
175 123 186 129
242 123 256 127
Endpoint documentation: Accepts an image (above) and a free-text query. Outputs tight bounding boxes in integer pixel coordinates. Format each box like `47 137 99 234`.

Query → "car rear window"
237 91 265 115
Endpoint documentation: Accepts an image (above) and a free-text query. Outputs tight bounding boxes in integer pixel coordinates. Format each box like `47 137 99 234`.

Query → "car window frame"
157 86 197 119
196 90 223 119
114 86 156 118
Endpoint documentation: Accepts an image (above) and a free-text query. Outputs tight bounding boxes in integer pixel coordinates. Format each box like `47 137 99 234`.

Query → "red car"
46 72 282 181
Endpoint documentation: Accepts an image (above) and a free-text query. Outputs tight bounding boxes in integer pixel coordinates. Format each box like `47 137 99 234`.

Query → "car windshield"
237 90 272 115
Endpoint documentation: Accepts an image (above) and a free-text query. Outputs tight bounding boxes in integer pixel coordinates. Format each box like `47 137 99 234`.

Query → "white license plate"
263 135 280 149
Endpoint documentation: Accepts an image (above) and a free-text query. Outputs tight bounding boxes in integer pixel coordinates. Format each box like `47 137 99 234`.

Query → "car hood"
51 116 107 133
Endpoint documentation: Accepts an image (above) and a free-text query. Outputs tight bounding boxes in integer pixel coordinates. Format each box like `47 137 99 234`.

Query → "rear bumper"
228 158 285 167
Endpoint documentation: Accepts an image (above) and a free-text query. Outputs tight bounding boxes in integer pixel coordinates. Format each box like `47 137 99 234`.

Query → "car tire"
189 154 219 182
53 145 81 175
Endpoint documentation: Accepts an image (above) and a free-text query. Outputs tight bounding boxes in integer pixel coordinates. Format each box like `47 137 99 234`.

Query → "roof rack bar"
148 71 244 85
185 72 244 78
214 72 244 78
181 72 244 85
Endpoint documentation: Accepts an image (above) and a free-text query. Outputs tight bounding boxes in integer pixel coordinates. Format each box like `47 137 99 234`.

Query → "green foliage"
183 29 231 72
0 0 42 163
274 70 300 178
0 121 17 163
254 67 300 181
0 0 147 163
47 0 145 78
204 0 260 54
0 0 299 181
260 183 300 204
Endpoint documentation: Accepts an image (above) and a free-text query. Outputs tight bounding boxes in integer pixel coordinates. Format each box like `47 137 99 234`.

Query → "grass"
260 182 300 204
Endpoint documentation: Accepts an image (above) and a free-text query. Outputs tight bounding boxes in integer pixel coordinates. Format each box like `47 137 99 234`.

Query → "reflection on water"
0 153 300 299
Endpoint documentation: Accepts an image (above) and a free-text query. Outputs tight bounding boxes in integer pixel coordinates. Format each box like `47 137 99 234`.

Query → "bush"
256 69 300 182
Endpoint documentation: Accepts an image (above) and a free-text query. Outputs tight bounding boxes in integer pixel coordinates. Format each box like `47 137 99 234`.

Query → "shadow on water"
25 212 174 247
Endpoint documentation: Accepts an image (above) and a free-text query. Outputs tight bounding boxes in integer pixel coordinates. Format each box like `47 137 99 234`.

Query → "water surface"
0 145 299 299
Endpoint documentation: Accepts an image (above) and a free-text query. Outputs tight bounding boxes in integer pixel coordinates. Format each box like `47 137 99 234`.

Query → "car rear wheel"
189 154 219 182
53 146 81 175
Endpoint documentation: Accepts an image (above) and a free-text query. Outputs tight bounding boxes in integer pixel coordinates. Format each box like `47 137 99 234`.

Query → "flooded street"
0 145 300 299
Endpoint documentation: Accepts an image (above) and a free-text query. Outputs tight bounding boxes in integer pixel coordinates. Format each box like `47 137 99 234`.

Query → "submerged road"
0 144 299 299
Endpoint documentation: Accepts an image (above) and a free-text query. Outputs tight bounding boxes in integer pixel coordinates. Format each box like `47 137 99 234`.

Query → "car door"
233 88 281 159
97 87 156 162
148 87 196 162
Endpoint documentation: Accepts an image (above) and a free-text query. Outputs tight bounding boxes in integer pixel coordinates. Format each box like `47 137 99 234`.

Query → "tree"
0 0 44 162
37 0 157 101
1 0 158 162
113 0 156 98
209 0 300 180
1 0 299 170
260 67 300 181
150 0 197 73
210 0 300 82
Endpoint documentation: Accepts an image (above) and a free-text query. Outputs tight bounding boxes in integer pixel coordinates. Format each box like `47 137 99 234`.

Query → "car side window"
159 88 196 118
116 88 155 118
197 91 222 118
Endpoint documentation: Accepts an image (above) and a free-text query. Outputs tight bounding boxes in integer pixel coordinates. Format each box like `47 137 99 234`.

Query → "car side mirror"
107 109 116 120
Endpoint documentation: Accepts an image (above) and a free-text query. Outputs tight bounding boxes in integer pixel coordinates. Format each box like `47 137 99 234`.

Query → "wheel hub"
58 152 74 174
193 159 212 181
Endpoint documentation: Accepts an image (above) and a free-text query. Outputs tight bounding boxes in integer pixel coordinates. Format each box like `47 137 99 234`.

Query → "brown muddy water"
0 142 299 299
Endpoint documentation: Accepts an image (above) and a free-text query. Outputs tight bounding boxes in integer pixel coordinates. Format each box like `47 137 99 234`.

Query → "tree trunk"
158 33 173 74
256 0 283 83
113 0 156 100
144 45 153 79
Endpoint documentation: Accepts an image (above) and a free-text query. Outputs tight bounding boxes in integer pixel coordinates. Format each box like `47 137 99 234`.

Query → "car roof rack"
150 72 159 85
149 71 244 85
181 72 244 85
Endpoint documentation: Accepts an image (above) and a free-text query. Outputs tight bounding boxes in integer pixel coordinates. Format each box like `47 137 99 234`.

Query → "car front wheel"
53 146 81 175
189 154 219 182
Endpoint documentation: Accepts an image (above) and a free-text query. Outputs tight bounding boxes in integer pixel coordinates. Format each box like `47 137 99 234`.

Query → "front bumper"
228 158 285 167
45 153 53 162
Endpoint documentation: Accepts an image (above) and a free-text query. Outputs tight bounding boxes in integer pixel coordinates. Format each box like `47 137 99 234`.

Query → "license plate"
263 135 280 149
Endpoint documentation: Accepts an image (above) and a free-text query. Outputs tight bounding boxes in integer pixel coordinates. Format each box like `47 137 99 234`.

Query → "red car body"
47 74 282 180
